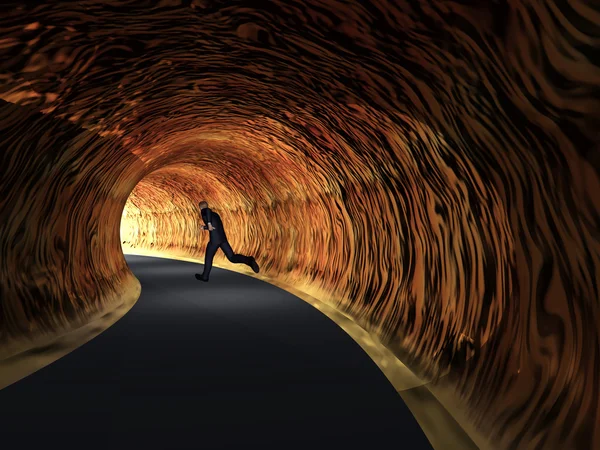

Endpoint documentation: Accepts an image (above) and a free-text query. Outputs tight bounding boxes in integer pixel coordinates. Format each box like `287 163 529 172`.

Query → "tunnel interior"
1 1 599 449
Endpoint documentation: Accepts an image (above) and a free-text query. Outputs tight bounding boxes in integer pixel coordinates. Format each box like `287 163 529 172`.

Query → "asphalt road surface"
0 255 432 450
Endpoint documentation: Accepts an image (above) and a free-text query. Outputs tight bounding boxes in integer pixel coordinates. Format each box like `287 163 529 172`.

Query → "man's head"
199 201 208 210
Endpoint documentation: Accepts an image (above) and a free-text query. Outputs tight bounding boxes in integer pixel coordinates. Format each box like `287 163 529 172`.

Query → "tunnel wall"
1 1 599 449
0 100 143 378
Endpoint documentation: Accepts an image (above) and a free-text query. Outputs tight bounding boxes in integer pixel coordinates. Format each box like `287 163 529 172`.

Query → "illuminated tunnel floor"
0 255 432 450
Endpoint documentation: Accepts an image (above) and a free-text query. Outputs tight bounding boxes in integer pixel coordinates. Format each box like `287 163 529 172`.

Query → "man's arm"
206 208 216 231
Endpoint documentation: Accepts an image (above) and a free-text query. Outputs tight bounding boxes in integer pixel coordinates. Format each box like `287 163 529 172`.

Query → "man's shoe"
249 257 260 274
195 273 208 282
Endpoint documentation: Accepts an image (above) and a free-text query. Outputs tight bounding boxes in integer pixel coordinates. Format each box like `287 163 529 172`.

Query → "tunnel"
0 1 599 449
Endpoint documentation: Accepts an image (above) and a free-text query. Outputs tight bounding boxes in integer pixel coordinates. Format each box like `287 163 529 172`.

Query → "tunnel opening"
120 164 217 256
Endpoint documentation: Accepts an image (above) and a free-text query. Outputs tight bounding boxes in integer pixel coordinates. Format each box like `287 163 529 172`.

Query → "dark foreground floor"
0 255 432 450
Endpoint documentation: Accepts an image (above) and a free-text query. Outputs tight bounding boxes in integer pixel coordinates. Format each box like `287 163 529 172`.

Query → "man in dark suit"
195 200 259 282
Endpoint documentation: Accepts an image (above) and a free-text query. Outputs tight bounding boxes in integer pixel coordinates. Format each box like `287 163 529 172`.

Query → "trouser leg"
202 241 220 278
220 241 252 265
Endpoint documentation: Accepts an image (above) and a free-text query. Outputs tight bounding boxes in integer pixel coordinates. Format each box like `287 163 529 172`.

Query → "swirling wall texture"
1 1 598 449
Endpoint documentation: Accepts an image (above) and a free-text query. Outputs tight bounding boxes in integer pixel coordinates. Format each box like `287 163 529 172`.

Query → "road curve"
0 255 432 450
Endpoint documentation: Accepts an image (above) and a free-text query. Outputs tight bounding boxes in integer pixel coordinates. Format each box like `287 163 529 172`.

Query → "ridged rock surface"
1 1 598 449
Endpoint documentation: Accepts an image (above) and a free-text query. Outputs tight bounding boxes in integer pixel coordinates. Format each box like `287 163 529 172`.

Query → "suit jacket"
201 207 227 243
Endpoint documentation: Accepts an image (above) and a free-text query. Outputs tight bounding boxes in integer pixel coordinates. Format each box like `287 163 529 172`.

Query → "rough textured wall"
0 99 143 368
1 1 599 449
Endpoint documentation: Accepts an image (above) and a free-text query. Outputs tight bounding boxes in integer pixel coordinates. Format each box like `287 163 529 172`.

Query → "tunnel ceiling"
1 1 599 450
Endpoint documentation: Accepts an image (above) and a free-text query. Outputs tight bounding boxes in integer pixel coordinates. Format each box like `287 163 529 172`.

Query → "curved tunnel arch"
0 2 599 449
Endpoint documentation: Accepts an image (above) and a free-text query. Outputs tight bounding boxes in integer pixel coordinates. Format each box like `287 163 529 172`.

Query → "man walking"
195 201 260 282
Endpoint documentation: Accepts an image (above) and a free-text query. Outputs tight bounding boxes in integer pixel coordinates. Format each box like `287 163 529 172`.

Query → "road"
0 255 432 449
